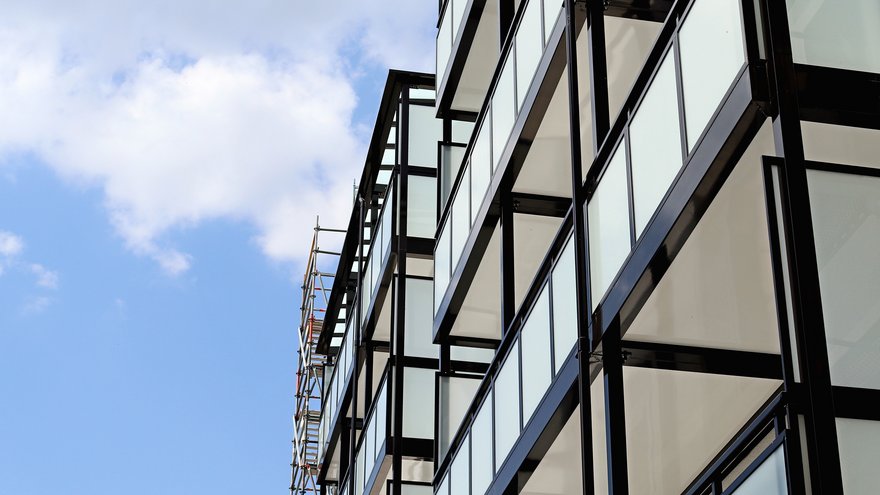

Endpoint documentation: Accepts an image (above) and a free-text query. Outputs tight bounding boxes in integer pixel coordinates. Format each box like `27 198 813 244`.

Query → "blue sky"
0 2 434 493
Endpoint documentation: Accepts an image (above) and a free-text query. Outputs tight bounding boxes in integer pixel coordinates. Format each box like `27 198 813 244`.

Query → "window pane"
471 396 494 495
807 169 880 389
630 52 683 236
405 278 438 358
452 119 475 144
729 445 787 494
515 0 543 111
437 473 450 495
408 175 437 239
492 57 516 171
408 103 442 168
837 418 880 493
470 124 491 224
441 145 466 211
551 235 578 373
451 433 471 495
787 0 880 73
494 340 521 470
588 143 631 310
520 284 552 424
402 367 435 438
435 220 451 315
451 166 471 269
542 0 560 45
679 0 746 151
437 14 451 86
451 0 467 41
438 376 480 461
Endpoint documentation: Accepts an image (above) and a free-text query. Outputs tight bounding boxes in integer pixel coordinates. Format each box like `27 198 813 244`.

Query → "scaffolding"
290 219 343 495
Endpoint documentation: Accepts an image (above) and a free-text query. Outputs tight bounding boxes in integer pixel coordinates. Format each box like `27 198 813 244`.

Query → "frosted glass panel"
435 220 451 314
406 175 437 239
520 285 552 423
451 0 467 40
438 376 480 461
408 103 442 168
471 397 494 495
402 367 435 438
492 58 516 171
630 52 683 236
515 0 543 111
405 278 438 358
837 418 880 494
452 119 475 144
542 0 559 44
471 125 492 224
787 0 880 74
807 169 880 389
437 473 450 495
437 14 451 87
588 143 631 309
451 433 471 495
679 0 746 151
494 342 521 470
551 236 578 373
731 446 787 494
451 167 471 269
441 145 466 210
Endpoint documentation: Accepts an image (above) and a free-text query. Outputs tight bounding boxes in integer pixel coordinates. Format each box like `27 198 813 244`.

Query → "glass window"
588 143 631 310
452 119 475 144
403 367 436 439
730 445 787 494
437 15 451 86
451 433 471 495
520 284 552 424
492 58 516 171
679 0 746 151
438 376 481 461
408 175 437 239
551 235 578 373
405 278 438 358
470 124 491 225
437 473 450 495
630 51 683 236
451 166 471 269
515 0 544 111
451 0 467 41
494 341 521 470
375 379 387 449
807 169 880 389
471 395 494 495
787 0 880 74
408 103 442 168
837 418 880 493
442 145 467 211
542 0 559 44
435 220 451 315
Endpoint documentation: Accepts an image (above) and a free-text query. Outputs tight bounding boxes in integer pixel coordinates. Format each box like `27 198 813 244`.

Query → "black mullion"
586 0 610 155
624 126 637 246
761 0 843 493
500 181 516 332
603 325 629 494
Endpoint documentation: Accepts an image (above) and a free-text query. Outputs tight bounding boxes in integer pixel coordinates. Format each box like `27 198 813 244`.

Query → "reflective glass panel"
679 0 746 151
807 169 880 389
630 52 683 236
520 284 552 423
494 341 521 470
588 143 631 310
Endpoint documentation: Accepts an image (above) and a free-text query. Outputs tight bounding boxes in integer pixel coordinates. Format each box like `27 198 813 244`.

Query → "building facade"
293 0 880 494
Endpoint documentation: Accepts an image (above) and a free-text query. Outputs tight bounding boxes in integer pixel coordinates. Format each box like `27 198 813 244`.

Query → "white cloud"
0 230 24 257
22 295 52 315
0 0 436 275
30 263 59 289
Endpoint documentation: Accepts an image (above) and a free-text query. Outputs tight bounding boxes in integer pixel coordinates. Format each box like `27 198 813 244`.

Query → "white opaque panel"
588 143 631 310
471 397 494 495
402 367 436 438
807 169 880 389
471 125 492 225
515 0 544 111
435 220 451 314
451 167 471 269
438 376 480 461
494 342 521 470
437 14 451 87
551 235 578 373
730 445 787 494
492 58 516 171
542 0 559 44
451 433 471 495
630 52 683 236
787 0 880 74
408 103 442 168
408 175 438 239
679 0 746 151
837 418 880 494
405 278 438 358
520 285 552 424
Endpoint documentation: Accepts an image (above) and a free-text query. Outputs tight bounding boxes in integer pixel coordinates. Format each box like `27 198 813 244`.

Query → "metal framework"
290 219 343 495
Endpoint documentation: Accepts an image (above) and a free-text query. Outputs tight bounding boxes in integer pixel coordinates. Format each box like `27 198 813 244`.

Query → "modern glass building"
296 1 880 494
